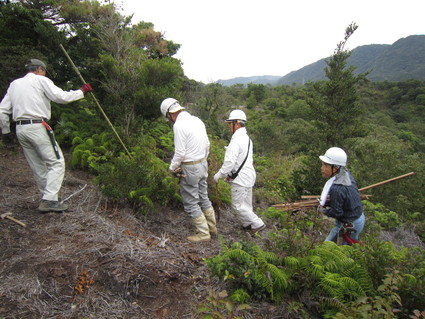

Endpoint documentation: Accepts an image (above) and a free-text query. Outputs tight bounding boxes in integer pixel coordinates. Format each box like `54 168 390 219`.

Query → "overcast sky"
115 0 425 84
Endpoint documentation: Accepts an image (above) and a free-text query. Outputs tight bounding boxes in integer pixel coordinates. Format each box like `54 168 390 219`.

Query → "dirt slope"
0 147 285 319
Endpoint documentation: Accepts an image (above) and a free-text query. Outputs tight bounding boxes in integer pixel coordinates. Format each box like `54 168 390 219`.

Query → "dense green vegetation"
1 1 424 318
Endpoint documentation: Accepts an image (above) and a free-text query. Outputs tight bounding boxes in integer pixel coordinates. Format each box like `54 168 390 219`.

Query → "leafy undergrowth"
1 147 424 319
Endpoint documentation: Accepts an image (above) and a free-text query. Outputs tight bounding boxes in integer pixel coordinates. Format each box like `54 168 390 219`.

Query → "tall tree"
0 0 185 140
292 23 368 196
307 22 368 149
91 15 184 135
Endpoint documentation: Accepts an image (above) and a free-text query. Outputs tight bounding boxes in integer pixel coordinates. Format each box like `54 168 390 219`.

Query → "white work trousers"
16 123 65 201
179 161 212 219
231 184 264 229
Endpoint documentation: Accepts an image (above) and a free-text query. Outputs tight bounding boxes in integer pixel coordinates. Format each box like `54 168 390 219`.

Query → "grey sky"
116 0 425 83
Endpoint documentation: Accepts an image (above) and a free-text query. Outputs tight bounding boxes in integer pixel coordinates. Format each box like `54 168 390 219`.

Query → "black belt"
16 119 43 125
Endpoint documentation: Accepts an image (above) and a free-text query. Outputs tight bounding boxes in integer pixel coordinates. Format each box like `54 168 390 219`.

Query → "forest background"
1 0 424 318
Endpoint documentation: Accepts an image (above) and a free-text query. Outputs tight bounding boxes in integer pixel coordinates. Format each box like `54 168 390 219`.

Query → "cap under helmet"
160 98 185 118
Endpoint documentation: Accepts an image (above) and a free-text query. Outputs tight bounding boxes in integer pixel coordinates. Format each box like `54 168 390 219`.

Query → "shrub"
206 239 289 303
71 132 113 172
262 207 328 257
94 146 180 213
362 200 401 230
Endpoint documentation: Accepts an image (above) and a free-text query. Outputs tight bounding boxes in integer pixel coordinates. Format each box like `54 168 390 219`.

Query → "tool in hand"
213 183 222 221
171 167 186 178
1 212 27 227
42 121 60 159
59 44 132 159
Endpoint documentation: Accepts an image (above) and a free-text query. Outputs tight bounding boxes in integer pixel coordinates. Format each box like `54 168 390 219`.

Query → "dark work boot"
38 200 68 213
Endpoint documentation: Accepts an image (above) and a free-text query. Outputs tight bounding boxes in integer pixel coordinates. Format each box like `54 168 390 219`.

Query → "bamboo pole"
273 172 415 211
300 172 415 200
358 172 415 192
59 44 132 159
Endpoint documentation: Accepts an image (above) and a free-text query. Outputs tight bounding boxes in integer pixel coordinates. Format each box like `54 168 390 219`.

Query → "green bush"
362 201 401 230
52 103 108 149
262 207 328 257
298 242 374 318
333 271 403 319
94 146 180 213
206 239 289 303
71 132 113 172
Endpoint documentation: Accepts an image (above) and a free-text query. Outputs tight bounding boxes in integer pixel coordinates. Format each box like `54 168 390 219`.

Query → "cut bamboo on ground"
272 172 415 211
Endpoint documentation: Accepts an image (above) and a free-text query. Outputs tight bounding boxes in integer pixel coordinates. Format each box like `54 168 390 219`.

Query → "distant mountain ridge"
217 35 425 86
217 75 282 86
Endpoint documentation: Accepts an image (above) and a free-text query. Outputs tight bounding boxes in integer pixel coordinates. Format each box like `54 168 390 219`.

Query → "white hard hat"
319 147 347 166
225 109 247 122
160 98 185 117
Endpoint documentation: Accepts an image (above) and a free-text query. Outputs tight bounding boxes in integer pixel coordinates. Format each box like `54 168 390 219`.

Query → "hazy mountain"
217 75 282 86
217 35 425 86
278 35 425 85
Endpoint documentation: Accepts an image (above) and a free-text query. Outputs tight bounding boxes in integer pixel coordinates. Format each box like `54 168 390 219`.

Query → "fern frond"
284 256 301 268
318 296 348 315
265 263 289 290
223 249 255 264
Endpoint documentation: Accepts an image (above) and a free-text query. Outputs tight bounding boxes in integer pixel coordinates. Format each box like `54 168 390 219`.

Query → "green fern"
230 288 250 304
333 271 403 319
206 240 289 302
300 241 374 312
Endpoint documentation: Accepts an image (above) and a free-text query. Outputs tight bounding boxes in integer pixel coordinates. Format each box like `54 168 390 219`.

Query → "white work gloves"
214 172 224 183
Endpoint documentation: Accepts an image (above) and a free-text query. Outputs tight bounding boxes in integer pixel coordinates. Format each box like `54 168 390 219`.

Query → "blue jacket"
325 170 363 223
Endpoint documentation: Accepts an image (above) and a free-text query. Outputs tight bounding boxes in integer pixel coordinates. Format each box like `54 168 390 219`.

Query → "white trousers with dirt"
16 123 64 201
231 184 264 229
180 161 212 219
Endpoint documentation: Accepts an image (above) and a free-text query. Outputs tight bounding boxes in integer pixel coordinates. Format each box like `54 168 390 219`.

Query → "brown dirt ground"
0 147 294 319
1 147 423 319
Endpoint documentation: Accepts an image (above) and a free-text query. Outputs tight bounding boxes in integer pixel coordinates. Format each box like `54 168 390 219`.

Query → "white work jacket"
170 111 210 171
219 127 255 187
0 73 84 134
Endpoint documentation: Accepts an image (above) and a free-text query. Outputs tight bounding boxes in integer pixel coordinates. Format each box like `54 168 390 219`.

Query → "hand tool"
1 212 27 227
42 121 60 159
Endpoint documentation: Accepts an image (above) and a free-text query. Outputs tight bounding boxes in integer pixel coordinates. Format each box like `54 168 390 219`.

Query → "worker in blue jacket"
317 147 366 244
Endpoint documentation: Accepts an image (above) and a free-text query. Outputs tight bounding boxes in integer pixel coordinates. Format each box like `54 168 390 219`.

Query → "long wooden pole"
358 172 415 192
59 44 132 159
274 172 415 211
301 172 415 200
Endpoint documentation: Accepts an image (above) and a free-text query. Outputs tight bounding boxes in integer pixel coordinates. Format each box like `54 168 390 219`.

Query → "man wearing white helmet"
160 98 217 243
317 147 365 244
213 109 265 234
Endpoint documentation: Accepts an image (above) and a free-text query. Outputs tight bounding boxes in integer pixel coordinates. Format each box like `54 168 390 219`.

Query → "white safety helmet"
319 147 347 166
225 109 247 122
160 98 185 118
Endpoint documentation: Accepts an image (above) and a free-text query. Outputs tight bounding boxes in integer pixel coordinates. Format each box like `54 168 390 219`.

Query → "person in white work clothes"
214 109 266 234
160 98 217 243
0 58 92 212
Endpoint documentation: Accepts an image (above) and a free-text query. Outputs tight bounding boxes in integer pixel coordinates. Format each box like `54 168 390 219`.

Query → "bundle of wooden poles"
272 172 415 212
